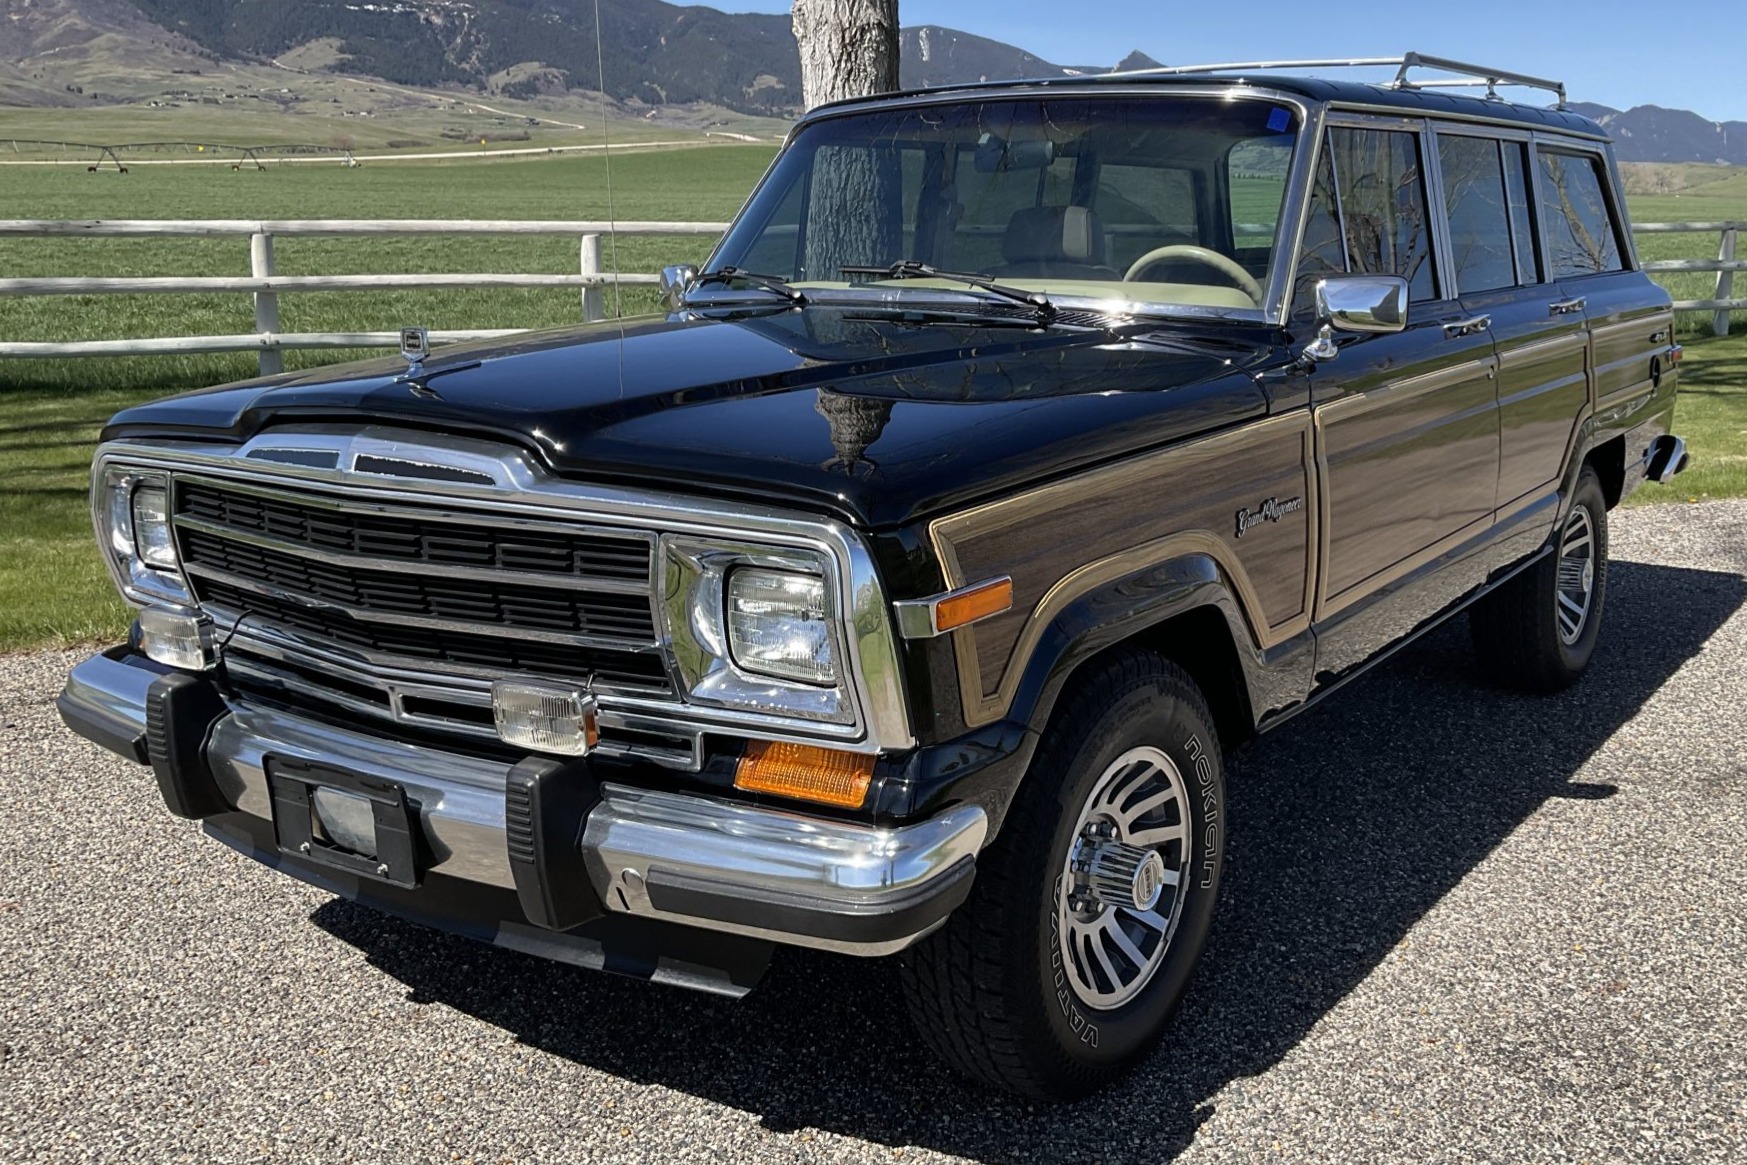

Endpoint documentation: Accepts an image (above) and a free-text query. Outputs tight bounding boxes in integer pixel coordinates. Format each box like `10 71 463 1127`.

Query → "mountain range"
1 0 1741 165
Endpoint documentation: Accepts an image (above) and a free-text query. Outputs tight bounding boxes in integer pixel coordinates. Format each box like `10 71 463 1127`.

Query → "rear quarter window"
1537 150 1626 278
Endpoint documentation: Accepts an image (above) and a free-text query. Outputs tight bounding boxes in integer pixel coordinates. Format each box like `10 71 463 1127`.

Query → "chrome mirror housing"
660 264 698 311
1303 275 1410 363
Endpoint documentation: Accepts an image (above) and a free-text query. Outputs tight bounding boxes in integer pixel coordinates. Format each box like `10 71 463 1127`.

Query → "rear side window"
1326 127 1438 302
1537 150 1625 278
1437 135 1516 294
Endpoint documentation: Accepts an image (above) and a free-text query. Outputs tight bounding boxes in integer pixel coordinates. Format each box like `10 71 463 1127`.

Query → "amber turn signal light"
734 741 876 809
934 577 1014 634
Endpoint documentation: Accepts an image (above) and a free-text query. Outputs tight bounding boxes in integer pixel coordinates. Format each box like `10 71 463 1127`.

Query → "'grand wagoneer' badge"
1235 495 1305 538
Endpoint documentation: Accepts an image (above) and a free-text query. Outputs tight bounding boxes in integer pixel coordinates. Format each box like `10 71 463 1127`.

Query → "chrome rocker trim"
59 650 985 958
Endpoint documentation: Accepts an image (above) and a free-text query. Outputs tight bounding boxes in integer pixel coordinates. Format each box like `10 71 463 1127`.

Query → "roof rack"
1118 52 1567 108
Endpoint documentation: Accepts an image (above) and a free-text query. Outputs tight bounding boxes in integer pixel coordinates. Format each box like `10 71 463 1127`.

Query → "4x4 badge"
1236 495 1305 538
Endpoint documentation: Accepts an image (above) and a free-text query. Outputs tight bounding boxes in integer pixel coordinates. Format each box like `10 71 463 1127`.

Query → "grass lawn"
0 151 1743 652
1632 331 1747 504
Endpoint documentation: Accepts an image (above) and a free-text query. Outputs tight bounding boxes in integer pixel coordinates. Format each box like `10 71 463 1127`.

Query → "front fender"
1004 554 1253 735
877 553 1313 839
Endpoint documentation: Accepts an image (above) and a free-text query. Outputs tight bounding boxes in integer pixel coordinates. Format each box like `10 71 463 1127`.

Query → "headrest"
1001 206 1108 266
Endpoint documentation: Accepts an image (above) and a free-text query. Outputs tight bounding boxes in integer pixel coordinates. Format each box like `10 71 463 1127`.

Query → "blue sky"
720 1 1747 121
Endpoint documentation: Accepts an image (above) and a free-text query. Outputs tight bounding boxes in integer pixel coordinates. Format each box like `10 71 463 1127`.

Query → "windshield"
709 95 1301 318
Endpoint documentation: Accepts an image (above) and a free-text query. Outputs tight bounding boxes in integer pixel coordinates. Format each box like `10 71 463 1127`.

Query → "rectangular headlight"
94 463 192 608
661 538 853 725
130 485 178 570
727 568 835 685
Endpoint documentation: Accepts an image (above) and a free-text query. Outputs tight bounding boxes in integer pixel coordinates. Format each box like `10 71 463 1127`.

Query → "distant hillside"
113 1 1156 115
1570 101 1747 166
0 0 215 107
2 0 1742 164
900 26 1141 89
127 0 805 112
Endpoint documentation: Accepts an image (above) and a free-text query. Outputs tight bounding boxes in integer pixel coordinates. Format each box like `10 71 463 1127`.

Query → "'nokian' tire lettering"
1185 733 1221 890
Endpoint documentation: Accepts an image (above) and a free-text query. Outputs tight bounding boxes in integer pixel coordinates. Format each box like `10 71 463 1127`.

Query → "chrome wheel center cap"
1582 559 1594 592
1083 838 1170 912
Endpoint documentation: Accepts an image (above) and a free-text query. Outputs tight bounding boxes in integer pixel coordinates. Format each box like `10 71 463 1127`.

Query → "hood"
104 307 1283 528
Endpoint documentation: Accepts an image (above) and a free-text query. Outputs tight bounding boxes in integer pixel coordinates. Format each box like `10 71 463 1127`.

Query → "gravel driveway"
3 502 1744 1164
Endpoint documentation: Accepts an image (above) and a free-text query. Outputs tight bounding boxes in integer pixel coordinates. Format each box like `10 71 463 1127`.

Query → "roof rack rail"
1117 52 1568 108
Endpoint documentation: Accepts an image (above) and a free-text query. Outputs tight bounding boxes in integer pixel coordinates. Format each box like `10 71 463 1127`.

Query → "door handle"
1443 315 1491 338
1549 297 1587 316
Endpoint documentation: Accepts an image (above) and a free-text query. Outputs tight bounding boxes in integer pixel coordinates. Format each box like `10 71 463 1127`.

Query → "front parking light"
493 680 599 757
138 606 215 671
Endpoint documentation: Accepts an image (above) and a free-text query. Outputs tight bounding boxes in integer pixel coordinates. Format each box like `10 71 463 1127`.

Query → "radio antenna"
592 0 622 319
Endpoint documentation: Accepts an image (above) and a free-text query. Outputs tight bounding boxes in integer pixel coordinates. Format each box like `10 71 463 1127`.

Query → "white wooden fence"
2 220 1741 375
1634 221 1745 336
0 219 727 374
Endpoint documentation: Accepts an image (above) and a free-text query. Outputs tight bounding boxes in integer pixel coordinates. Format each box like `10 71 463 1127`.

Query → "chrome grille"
177 479 652 582
171 475 673 696
179 530 656 642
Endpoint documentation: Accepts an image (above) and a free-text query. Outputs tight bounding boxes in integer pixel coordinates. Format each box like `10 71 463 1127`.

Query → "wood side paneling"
931 412 1315 726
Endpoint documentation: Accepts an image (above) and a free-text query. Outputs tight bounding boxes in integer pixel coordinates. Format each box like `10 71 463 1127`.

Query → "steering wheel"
1123 245 1264 304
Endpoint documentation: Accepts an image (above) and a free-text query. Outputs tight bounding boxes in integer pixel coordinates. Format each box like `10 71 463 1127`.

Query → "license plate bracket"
267 756 422 888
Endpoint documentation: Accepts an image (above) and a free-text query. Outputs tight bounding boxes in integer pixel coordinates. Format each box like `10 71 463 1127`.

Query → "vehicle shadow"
310 559 1746 1163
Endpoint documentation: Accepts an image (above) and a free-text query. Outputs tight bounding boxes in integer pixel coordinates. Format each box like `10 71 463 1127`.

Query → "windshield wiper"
691 266 807 305
841 260 1057 322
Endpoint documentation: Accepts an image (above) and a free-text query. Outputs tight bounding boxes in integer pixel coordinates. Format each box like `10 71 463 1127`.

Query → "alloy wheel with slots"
1055 746 1193 1010
1555 506 1597 645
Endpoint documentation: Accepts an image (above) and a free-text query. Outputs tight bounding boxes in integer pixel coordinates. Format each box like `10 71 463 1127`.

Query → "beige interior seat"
997 206 1119 280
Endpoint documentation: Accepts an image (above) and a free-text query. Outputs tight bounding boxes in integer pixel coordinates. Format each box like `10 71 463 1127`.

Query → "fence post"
579 233 605 322
250 232 283 375
1714 227 1738 338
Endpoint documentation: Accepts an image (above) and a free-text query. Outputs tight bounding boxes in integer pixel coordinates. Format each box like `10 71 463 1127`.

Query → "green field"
0 148 1743 652
1623 164 1747 337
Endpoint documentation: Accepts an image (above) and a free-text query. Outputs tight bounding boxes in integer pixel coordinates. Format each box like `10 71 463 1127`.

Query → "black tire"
898 649 1225 1101
1470 465 1610 693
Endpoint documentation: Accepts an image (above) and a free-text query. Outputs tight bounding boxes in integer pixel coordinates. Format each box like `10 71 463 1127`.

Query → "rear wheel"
898 650 1224 1101
1471 465 1610 692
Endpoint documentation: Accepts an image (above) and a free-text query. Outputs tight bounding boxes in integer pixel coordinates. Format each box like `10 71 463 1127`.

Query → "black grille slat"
197 579 672 692
178 529 657 643
176 480 651 583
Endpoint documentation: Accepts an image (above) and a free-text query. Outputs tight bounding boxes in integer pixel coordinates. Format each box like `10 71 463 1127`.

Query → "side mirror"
1303 275 1410 362
660 264 698 311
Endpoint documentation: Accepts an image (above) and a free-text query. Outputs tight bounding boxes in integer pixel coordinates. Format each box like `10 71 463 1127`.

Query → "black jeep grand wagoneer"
60 54 1689 1099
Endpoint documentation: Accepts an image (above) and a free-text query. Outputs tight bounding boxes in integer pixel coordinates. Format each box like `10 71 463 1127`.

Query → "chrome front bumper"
58 650 986 958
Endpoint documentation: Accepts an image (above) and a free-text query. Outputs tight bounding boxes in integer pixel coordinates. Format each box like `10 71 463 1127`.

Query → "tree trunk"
792 0 900 110
791 0 903 280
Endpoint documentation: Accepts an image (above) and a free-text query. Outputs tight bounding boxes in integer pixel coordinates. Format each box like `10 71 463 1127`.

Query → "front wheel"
1470 465 1610 692
898 650 1225 1101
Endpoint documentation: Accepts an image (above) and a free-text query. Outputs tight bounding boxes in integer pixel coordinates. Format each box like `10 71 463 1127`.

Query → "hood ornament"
397 326 441 397
398 326 429 378
815 387 893 477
